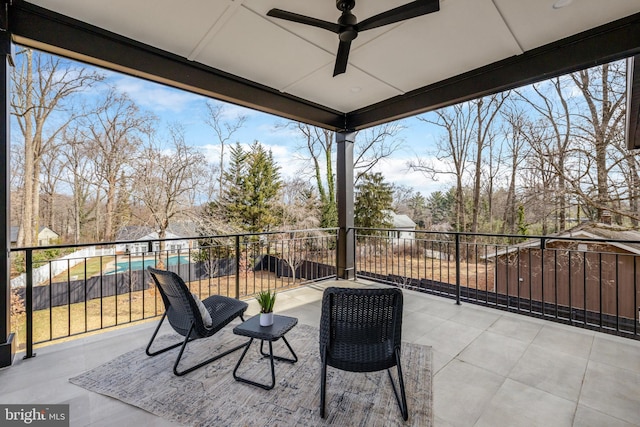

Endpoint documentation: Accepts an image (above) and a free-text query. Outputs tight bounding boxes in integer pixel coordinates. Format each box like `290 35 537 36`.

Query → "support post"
235 235 240 299
336 130 355 280
0 12 15 368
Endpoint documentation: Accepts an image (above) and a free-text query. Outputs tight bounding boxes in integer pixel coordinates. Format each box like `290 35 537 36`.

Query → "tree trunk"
471 99 483 235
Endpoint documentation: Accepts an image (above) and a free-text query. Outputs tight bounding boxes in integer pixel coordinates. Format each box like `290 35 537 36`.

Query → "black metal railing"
11 225 640 357
354 228 640 340
10 228 338 356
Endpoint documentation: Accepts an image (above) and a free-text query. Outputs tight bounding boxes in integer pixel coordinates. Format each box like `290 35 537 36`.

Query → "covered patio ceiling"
7 0 640 147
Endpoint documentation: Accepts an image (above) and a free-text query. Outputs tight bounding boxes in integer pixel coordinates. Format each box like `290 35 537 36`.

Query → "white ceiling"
26 0 640 113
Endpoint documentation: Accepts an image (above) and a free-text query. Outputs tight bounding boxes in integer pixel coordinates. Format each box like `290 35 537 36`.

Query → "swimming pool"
112 255 191 273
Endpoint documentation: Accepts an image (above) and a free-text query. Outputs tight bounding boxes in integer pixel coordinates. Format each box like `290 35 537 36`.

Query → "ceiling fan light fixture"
552 0 573 9
267 0 440 76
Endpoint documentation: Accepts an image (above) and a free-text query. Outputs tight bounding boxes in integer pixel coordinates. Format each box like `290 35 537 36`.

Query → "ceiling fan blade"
267 9 340 33
333 40 351 77
357 0 440 32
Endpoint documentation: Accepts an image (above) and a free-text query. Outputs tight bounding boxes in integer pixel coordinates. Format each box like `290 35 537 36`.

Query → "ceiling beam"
9 1 346 131
346 12 640 130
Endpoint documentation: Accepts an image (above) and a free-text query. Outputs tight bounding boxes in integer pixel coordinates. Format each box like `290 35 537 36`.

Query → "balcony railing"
10 226 640 360
355 228 640 340
10 228 338 358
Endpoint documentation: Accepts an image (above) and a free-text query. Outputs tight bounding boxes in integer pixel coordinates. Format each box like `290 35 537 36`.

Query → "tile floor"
1 279 639 426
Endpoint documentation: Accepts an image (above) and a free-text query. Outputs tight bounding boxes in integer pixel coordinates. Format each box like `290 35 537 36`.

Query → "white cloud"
370 156 454 196
200 141 305 180
110 76 201 113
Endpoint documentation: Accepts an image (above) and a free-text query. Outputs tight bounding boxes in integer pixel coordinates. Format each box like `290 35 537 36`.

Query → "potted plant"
256 290 276 326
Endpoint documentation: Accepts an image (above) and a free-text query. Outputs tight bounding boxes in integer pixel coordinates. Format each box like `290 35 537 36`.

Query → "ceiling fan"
267 0 440 77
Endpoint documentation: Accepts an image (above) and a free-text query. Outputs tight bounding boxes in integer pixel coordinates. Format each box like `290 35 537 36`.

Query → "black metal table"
232 314 298 390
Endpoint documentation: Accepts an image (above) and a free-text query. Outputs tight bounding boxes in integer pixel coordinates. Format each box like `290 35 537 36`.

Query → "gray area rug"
69 323 432 426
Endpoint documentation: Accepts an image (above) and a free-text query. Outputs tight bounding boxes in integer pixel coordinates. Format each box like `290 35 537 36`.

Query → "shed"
487 222 640 323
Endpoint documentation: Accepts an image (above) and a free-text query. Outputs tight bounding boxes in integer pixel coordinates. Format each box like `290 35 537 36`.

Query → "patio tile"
457 331 530 377
474 378 576 427
508 343 588 402
432 348 455 374
280 301 322 327
487 315 544 344
434 415 458 427
531 324 594 359
402 290 445 313
433 359 505 427
448 306 501 330
418 298 463 320
82 392 179 426
590 335 640 374
3 282 640 426
278 287 323 304
402 310 446 342
415 319 484 357
573 404 637 427
580 360 640 425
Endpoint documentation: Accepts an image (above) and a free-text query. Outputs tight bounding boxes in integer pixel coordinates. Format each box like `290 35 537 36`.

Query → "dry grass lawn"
11 271 303 350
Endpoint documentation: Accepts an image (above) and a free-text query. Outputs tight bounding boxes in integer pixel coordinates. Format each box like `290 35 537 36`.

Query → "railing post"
24 249 35 359
455 233 461 305
352 228 357 281
235 235 240 299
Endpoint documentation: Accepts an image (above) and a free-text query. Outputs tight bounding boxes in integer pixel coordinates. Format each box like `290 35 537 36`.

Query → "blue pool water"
113 256 191 273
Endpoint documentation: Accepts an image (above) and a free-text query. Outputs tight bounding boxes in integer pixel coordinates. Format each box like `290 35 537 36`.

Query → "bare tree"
353 122 405 183
277 177 320 231
516 77 573 231
294 122 404 228
410 103 474 231
294 124 337 228
571 62 631 222
40 145 65 232
60 127 98 243
203 101 247 200
470 94 508 235
520 118 565 234
281 237 305 283
500 105 531 234
85 89 155 241
132 124 207 248
11 48 104 246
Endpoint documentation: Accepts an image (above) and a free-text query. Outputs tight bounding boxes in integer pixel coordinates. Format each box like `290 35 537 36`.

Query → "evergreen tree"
354 172 393 233
426 188 456 226
407 192 429 228
244 142 281 233
217 142 281 233
219 142 248 229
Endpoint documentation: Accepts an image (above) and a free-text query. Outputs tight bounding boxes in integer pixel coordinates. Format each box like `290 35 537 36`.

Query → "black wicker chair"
319 287 408 420
146 267 249 376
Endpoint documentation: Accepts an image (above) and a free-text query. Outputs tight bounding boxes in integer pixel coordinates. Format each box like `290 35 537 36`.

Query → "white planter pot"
259 312 274 327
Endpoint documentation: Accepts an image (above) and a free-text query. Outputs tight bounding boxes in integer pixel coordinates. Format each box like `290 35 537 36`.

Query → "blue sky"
106 70 453 197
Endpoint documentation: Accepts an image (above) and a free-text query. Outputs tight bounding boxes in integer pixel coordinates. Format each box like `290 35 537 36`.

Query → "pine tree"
244 142 281 233
219 142 248 229
425 189 456 226
355 172 393 233
217 142 281 233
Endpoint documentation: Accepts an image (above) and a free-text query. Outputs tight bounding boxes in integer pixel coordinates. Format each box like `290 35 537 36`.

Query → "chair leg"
320 355 328 418
387 348 409 421
146 313 249 376
145 312 188 357
173 322 250 377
